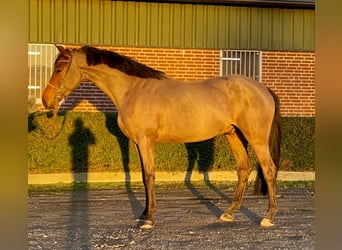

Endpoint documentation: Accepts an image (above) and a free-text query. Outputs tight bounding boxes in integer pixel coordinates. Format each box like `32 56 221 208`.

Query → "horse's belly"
156 120 228 143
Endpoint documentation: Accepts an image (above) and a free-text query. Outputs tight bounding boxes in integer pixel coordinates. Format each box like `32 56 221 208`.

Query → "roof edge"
105 0 315 9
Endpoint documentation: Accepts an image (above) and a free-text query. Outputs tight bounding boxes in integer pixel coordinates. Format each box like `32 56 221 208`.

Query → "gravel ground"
28 184 315 249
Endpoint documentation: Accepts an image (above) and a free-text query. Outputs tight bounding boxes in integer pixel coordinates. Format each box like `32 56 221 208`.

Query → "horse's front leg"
135 136 157 229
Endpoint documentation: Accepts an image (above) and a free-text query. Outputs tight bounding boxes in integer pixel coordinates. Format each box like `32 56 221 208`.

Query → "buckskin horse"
42 45 281 229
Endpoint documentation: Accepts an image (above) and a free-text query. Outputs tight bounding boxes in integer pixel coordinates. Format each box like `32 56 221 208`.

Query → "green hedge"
28 112 315 174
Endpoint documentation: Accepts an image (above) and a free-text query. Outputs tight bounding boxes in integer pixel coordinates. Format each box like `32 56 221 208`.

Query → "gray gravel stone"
28 186 314 249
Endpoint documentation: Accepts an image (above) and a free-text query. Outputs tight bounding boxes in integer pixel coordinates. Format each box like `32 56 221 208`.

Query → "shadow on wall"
69 118 95 173
185 139 215 181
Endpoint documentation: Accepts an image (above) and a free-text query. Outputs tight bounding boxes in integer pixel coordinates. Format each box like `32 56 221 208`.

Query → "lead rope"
35 81 71 139
30 108 67 140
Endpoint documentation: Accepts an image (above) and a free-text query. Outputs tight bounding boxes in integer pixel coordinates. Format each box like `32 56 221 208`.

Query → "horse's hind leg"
251 143 278 227
220 129 252 222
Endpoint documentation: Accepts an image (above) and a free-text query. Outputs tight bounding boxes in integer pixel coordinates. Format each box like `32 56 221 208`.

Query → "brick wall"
262 51 315 117
49 46 314 117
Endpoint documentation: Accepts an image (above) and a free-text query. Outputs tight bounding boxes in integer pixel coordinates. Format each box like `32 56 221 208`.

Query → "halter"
48 57 75 107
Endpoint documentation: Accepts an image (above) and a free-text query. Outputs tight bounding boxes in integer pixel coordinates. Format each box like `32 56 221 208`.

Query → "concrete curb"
28 171 315 185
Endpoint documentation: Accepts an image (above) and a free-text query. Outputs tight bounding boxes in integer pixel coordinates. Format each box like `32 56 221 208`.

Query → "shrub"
28 112 314 174
280 117 315 171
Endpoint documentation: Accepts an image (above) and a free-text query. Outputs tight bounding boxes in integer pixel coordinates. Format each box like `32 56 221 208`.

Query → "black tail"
253 88 281 195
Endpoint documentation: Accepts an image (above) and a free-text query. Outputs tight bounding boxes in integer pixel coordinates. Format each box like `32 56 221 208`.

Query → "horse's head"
42 45 83 110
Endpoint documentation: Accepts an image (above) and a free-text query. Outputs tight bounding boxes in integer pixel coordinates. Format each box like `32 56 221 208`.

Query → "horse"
42 45 281 229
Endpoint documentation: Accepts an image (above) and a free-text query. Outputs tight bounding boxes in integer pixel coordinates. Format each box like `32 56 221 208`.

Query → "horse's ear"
55 44 71 57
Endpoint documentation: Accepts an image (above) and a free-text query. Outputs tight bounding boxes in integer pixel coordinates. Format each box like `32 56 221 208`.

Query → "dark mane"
80 46 166 80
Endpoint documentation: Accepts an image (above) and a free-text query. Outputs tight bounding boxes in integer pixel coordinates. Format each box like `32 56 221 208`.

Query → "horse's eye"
55 68 62 73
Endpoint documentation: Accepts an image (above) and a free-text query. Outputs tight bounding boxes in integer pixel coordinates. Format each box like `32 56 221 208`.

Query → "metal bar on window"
28 43 59 99
220 49 261 81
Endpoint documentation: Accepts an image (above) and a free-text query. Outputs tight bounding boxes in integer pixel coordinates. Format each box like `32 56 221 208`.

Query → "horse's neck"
81 66 135 110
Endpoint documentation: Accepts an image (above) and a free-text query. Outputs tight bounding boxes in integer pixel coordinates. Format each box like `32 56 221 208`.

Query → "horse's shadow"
184 140 223 218
184 139 261 225
104 112 144 219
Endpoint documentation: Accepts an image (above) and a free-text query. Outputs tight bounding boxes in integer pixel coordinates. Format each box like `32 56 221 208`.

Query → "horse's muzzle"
42 97 55 110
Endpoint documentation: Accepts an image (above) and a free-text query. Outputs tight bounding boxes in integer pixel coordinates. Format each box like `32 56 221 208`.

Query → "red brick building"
28 0 315 117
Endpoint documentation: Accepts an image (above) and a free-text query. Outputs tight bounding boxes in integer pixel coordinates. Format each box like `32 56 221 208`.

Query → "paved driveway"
28 184 314 249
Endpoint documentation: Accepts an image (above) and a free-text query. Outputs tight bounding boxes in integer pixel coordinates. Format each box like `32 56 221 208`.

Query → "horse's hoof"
260 218 275 227
219 212 234 222
139 220 156 229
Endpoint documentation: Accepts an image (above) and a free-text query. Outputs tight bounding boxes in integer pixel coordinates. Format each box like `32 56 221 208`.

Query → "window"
28 44 59 99
220 50 262 81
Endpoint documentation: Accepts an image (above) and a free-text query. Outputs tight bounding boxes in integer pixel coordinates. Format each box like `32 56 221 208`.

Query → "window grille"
28 44 59 99
220 50 262 81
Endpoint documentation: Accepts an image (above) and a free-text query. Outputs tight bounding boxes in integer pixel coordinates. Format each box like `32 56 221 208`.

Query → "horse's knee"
237 167 252 182
143 172 155 183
